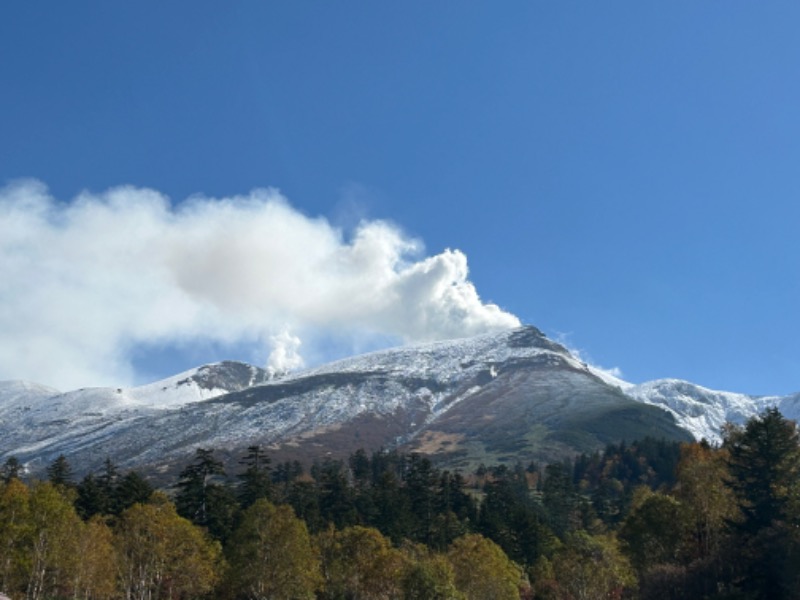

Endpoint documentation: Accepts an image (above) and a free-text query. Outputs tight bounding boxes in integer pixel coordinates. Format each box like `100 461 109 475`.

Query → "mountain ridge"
1 326 796 477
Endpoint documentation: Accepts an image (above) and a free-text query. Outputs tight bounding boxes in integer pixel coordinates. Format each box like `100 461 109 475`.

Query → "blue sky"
1 3 799 394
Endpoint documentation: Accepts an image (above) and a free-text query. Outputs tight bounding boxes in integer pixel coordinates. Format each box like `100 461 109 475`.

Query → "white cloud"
0 180 520 389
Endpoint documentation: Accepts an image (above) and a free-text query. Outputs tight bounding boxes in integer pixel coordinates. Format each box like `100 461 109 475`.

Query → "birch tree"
225 499 320 600
115 495 221 600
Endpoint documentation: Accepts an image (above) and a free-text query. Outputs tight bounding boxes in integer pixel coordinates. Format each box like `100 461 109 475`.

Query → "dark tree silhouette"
236 445 272 509
723 408 800 599
175 448 237 541
46 454 74 487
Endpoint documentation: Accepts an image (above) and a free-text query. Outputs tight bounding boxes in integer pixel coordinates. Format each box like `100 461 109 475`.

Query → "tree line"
1 407 800 599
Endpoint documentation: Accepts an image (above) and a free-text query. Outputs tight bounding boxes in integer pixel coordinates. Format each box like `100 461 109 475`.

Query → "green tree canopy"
316 525 407 600
619 488 685 575
550 531 636 600
115 494 221 600
225 499 320 600
446 533 522 600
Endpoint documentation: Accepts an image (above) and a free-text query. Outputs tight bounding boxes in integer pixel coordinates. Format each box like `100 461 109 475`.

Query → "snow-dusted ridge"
283 327 576 384
0 326 589 472
626 378 800 443
0 361 273 463
195 326 579 448
2 325 800 473
128 361 273 407
1 361 271 415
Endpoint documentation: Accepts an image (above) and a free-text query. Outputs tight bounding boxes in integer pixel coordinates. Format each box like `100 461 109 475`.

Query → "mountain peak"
507 325 569 353
175 361 273 392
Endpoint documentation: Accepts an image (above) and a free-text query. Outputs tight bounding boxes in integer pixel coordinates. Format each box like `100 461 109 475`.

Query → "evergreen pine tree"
75 474 109 519
175 448 237 541
404 454 438 544
313 458 357 529
114 471 154 513
97 457 118 511
46 454 74 488
236 445 272 509
723 408 800 599
542 461 579 538
0 456 22 483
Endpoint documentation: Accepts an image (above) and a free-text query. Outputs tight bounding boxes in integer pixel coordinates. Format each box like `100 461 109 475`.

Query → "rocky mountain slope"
0 326 797 477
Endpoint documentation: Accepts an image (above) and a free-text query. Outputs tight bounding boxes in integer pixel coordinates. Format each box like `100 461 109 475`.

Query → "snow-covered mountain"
626 379 800 443
0 326 796 477
0 361 272 472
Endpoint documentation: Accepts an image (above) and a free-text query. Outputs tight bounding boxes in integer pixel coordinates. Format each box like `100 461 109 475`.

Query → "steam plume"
0 180 520 389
